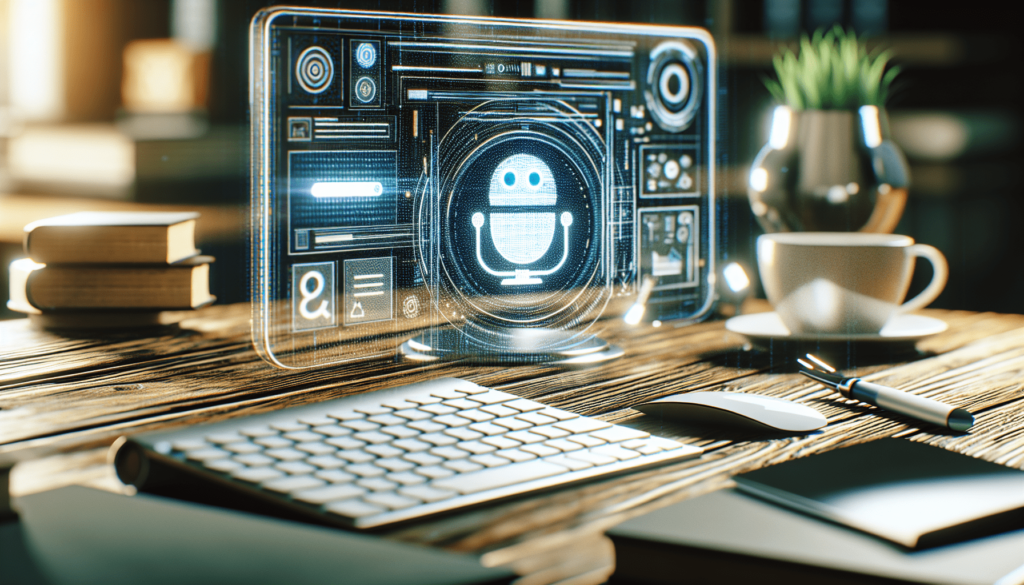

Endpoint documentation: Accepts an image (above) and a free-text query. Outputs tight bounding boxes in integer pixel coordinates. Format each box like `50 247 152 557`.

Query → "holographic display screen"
250 8 717 368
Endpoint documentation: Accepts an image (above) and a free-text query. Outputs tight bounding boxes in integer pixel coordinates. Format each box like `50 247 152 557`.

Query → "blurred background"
0 0 1020 320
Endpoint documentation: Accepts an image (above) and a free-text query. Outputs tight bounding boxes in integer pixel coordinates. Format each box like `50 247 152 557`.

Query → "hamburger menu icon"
471 154 573 286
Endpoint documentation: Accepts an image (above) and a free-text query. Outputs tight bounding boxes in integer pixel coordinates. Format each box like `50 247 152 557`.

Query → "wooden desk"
3 304 1024 583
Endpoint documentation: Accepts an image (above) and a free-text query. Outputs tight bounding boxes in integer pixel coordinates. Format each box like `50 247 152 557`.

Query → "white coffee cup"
757 232 948 335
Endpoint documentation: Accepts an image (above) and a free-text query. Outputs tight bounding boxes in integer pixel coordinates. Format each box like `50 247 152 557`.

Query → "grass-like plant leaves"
765 26 900 110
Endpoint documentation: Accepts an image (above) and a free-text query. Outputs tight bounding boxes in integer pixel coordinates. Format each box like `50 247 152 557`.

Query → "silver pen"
797 354 975 432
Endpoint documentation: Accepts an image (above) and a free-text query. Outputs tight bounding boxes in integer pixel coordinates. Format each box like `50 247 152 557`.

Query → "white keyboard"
116 378 702 528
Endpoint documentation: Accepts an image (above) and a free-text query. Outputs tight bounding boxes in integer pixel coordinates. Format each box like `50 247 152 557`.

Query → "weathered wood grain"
3 302 1024 585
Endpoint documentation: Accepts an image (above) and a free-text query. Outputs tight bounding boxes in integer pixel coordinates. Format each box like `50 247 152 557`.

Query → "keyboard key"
414 466 454 480
240 426 277 438
365 444 404 458
419 433 458 446
403 452 443 466
325 437 367 450
341 420 380 432
443 459 483 473
205 459 244 473
185 448 230 462
311 426 352 438
387 472 426 486
254 436 292 449
380 425 420 439
531 425 571 440
430 446 470 460
492 417 532 431
590 426 650 443
234 453 275 467
406 394 443 405
419 403 457 416
623 438 669 455
481 436 520 450
381 399 419 410
223 442 262 454
354 405 392 416
232 467 284 483
539 408 578 421
347 464 386 478
284 431 328 443
566 451 616 466
433 460 567 495
263 475 325 494
465 391 516 405
504 399 546 413
554 418 611 434
480 404 519 418
364 492 420 510
545 439 583 452
442 398 480 410
591 444 641 461
172 439 208 452
276 461 316 475
646 437 685 451
468 422 507 436
357 478 398 492
334 450 375 464
495 449 536 463
393 409 432 421
516 412 557 425
545 455 593 471
429 388 468 400
433 414 472 427
376 458 415 472
293 484 365 504
297 415 335 427
566 435 606 448
392 438 432 452
326 499 384 519
326 410 364 422
457 441 496 455
469 454 510 468
265 448 307 461
314 469 356 483
206 433 246 444
270 421 309 432
353 431 393 444
368 414 406 426
521 444 560 458
444 427 483 441
456 384 488 395
295 442 336 456
456 409 495 423
505 430 547 444
307 455 347 469
398 485 457 503
408 420 447 434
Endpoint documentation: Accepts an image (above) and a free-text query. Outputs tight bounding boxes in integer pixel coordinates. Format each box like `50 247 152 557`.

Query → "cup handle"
900 244 948 313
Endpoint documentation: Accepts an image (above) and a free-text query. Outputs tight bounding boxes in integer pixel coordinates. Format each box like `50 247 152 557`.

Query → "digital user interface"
251 9 716 368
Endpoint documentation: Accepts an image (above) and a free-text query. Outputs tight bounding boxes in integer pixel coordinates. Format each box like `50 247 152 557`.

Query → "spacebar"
433 460 569 494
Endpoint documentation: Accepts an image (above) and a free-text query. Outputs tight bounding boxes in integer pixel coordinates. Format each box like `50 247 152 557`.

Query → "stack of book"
7 211 215 328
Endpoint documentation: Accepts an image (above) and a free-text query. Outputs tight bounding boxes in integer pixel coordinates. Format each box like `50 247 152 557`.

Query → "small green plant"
764 26 900 110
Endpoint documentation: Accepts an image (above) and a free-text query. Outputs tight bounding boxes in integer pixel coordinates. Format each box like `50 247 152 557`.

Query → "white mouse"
634 392 827 433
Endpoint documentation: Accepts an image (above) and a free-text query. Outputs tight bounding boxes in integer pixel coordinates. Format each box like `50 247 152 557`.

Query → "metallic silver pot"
748 106 910 233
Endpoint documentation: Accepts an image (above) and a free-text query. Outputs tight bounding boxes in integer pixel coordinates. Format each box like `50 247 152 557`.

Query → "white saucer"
725 312 948 343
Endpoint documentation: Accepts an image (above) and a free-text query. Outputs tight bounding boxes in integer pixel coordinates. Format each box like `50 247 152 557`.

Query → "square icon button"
344 257 393 325
292 262 336 331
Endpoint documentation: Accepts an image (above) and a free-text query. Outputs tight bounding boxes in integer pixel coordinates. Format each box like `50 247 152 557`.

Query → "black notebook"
734 439 1024 549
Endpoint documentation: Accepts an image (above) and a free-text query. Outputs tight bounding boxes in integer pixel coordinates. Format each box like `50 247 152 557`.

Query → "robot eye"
528 171 541 187
503 171 516 187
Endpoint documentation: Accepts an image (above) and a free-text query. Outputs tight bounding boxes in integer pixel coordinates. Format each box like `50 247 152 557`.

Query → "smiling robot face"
486 154 558 265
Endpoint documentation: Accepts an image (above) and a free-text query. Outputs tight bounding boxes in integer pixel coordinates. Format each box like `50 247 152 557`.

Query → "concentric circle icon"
356 43 377 68
296 46 334 94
